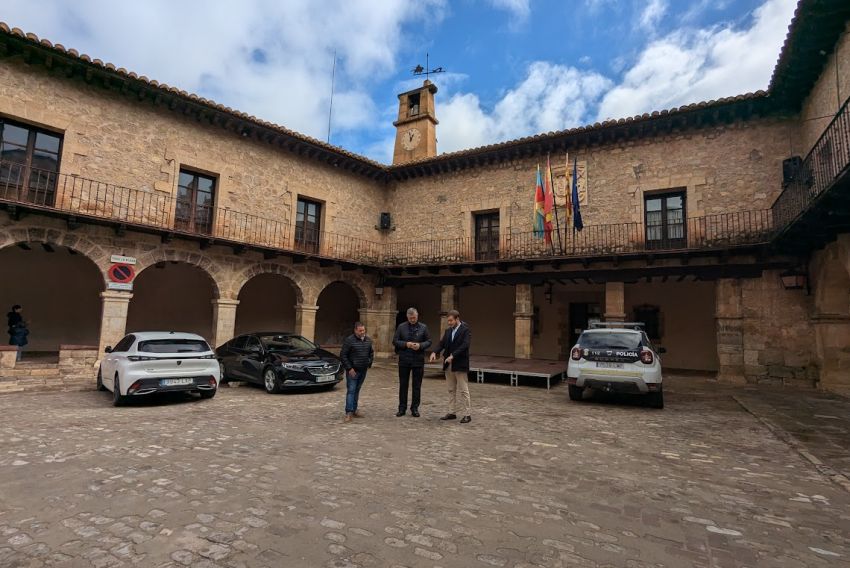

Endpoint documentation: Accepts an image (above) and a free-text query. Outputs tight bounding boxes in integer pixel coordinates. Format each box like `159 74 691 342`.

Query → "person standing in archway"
393 307 431 417
430 310 472 424
340 322 374 423
6 305 28 362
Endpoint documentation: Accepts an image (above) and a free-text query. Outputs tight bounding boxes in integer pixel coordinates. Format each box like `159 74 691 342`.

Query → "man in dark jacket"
339 322 374 423
429 310 472 423
393 307 431 417
6 305 27 362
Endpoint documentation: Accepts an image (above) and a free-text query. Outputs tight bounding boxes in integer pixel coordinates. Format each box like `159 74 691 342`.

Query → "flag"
533 164 546 239
572 157 584 231
564 153 573 230
543 155 555 244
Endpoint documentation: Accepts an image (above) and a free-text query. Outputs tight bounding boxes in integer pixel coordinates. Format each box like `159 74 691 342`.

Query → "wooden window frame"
0 118 63 206
474 210 500 261
295 196 323 253
175 168 217 235
644 189 687 250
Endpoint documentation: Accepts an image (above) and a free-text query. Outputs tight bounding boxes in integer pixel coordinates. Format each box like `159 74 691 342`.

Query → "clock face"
401 127 422 150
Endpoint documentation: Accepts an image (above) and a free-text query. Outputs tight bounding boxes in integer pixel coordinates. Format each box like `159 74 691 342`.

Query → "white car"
97 332 219 406
566 323 665 408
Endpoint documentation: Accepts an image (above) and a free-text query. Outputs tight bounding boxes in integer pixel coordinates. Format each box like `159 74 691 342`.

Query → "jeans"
15 346 22 362
345 369 367 414
398 365 424 412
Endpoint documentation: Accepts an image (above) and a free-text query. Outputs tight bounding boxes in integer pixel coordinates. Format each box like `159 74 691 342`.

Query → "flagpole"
549 153 564 254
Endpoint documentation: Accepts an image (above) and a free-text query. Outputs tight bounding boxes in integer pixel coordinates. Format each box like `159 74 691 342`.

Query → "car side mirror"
658 347 666 354
104 346 113 353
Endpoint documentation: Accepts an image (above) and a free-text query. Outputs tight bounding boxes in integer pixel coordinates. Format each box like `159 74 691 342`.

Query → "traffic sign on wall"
107 262 136 291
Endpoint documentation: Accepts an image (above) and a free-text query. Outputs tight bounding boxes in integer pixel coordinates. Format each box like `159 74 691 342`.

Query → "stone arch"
315 273 371 310
231 263 307 305
315 279 365 347
134 248 224 299
0 226 110 281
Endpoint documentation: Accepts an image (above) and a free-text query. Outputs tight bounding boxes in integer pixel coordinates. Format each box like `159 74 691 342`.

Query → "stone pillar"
359 308 398 359
439 285 459 332
98 291 133 355
813 315 850 395
715 278 745 384
295 304 319 343
514 284 534 359
604 282 626 322
211 299 240 349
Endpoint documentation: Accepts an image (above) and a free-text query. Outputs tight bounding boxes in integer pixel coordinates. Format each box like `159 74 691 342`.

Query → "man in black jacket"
339 322 374 423
429 310 472 423
393 307 431 417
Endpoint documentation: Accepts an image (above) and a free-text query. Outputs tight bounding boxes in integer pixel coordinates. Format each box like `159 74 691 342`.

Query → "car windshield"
137 339 210 353
579 332 641 350
260 334 317 353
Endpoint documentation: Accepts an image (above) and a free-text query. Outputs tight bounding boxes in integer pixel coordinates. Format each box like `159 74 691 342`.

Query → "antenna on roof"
327 50 336 144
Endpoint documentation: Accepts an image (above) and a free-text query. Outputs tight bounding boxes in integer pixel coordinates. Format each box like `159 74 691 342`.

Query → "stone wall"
386 118 796 245
0 57 387 244
799 21 850 155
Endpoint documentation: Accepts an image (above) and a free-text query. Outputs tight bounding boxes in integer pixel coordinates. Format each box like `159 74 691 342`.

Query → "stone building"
0 0 848 394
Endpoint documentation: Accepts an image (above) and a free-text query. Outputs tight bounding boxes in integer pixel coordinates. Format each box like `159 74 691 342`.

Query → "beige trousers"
445 370 471 416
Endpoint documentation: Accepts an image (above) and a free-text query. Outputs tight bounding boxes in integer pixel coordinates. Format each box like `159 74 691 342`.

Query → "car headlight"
281 363 304 371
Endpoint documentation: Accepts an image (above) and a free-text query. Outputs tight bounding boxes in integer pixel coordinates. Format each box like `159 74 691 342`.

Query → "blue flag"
572 157 584 231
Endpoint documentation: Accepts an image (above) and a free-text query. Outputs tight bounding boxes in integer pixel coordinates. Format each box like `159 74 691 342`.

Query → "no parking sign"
107 255 137 291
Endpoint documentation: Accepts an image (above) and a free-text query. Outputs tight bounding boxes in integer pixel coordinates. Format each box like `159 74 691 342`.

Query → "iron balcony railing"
772 95 850 229
381 210 774 265
0 162 778 267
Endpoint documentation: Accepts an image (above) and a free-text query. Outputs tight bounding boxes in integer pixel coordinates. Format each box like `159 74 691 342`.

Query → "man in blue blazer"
429 309 472 423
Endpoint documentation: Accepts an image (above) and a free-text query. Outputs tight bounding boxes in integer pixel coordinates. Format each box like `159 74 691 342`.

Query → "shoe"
396 411 406 417
460 416 471 424
344 414 353 423
440 414 457 420
411 410 420 418
353 411 364 418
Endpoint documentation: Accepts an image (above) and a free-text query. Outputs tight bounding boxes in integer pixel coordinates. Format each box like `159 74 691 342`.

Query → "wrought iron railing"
772 95 850 230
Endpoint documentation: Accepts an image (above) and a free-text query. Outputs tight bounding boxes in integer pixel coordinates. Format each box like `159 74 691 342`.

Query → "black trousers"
398 365 424 412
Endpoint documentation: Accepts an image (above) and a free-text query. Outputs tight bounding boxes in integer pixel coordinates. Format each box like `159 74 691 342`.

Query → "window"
175 169 216 235
0 119 62 206
231 335 249 350
260 334 317 353
295 197 322 253
112 335 136 353
408 93 421 117
474 211 500 261
137 339 211 353
634 305 661 340
244 336 262 352
645 190 686 250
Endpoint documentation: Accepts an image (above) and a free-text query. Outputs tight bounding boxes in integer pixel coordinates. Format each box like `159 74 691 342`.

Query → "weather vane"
412 53 445 81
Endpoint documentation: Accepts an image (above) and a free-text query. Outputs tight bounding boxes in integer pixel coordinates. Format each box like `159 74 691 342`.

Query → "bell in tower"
392 80 438 164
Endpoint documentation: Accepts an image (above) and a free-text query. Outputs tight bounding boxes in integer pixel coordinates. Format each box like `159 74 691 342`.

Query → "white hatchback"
97 331 220 406
566 323 665 408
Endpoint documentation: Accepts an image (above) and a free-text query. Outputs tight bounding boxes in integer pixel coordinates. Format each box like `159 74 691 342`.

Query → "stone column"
604 282 626 322
211 299 240 349
715 278 745 384
514 283 534 359
359 308 398 359
439 285 459 331
295 304 319 343
813 315 850 395
98 291 133 355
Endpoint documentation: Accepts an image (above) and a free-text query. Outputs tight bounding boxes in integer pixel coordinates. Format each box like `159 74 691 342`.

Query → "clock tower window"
408 93 421 117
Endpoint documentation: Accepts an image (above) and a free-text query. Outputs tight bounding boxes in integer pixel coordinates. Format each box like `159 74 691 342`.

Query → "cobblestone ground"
0 368 848 568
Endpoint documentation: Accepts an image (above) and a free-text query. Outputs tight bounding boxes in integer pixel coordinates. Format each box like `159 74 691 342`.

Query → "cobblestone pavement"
0 368 849 568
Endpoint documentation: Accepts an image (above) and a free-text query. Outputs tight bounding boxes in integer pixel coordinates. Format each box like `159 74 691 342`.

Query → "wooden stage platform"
425 355 566 390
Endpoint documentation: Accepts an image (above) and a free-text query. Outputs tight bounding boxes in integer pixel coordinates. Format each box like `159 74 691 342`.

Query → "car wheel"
263 368 281 394
219 362 229 385
200 388 217 399
647 391 664 409
112 374 126 407
568 384 584 401
96 367 106 391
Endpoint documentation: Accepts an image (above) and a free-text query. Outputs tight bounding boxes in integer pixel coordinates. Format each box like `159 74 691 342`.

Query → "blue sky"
3 0 796 163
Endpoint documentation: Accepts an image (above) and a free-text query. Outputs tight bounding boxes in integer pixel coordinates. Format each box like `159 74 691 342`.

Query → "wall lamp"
780 268 807 291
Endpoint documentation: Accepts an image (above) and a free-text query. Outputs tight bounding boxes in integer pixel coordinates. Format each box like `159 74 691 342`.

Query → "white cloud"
596 0 796 121
639 0 667 32
488 0 531 20
438 62 612 153
1 0 445 144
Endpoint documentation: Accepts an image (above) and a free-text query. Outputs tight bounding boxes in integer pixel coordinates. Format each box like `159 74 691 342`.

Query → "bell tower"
392 80 438 164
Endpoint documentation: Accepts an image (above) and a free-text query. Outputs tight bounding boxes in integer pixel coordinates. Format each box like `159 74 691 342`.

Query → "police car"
566 322 665 408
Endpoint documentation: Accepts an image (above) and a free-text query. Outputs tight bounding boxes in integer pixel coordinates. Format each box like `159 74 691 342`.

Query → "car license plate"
315 374 336 383
161 378 194 387
597 362 624 369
